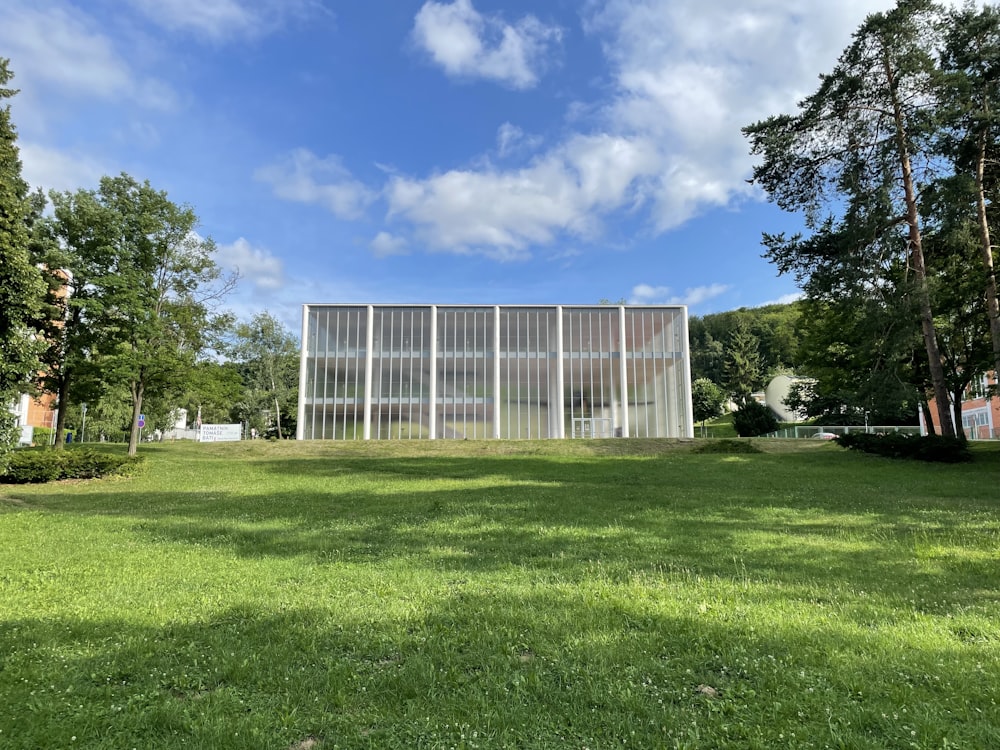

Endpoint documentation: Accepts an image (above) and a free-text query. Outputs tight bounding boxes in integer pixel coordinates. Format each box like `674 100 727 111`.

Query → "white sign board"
198 423 242 442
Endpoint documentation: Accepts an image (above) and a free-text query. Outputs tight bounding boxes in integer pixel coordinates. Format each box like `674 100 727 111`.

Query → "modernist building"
298 304 693 441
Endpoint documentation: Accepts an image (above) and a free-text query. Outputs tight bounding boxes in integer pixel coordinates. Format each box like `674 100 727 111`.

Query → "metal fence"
767 425 923 439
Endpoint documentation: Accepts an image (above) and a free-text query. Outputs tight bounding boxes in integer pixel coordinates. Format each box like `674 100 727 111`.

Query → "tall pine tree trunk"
885 52 957 437
974 131 1000 381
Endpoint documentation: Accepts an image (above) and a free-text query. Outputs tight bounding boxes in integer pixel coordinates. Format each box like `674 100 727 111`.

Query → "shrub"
693 439 763 454
0 449 144 484
835 432 972 463
30 427 54 446
732 401 779 437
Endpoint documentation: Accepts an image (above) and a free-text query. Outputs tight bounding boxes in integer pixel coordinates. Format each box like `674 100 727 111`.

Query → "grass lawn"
1 438 998 749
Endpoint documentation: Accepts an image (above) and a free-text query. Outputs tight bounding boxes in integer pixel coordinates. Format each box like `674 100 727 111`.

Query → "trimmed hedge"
834 432 972 463
0 449 144 484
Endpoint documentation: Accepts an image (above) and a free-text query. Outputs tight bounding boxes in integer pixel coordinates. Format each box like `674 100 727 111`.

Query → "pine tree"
0 59 43 460
744 0 958 436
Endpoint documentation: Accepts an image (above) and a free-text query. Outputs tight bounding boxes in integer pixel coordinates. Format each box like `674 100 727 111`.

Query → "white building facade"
297 304 693 441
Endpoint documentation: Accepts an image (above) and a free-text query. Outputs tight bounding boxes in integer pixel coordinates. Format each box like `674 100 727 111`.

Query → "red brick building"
922 371 999 439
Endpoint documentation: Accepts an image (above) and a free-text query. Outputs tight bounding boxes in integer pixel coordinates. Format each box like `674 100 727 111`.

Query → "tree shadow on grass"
7 451 998 612
7 480 998 619
2 585 998 750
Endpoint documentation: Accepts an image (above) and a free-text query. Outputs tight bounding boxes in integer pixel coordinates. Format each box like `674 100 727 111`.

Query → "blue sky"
1 0 932 334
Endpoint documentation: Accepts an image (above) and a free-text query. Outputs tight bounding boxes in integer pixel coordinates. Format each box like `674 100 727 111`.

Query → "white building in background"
297 304 693 441
765 374 812 423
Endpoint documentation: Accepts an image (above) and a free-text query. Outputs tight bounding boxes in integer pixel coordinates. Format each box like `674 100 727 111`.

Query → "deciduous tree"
50 174 235 455
228 312 298 439
691 378 725 435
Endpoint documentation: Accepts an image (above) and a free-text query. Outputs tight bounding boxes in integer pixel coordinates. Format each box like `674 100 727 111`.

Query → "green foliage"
835 432 973 463
1 448 144 483
49 174 237 456
745 0 961 437
0 59 44 465
732 400 779 437
691 377 725 426
786 297 922 425
171 362 244 427
689 302 803 385
28 427 54 447
724 317 764 407
227 311 299 439
693 438 763 454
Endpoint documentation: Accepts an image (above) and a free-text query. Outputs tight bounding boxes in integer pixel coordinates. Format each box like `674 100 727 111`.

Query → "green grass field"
1 439 998 749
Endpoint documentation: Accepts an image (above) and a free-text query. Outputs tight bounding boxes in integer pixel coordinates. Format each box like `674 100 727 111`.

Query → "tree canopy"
744 0 1000 435
0 59 44 464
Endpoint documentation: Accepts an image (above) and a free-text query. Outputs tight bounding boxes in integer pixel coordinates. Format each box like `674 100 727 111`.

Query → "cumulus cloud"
126 0 324 40
370 232 409 258
18 142 108 193
255 149 376 220
585 0 959 231
0 1 176 110
386 133 661 259
214 237 286 291
413 0 561 89
384 1 955 258
205 1 945 266
630 283 730 307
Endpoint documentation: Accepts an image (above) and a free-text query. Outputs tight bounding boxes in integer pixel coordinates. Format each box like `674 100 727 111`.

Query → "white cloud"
630 283 730 307
758 292 804 307
386 133 661 259
386 1 954 258
18 142 108 193
370 232 409 258
0 2 177 111
215 237 285 291
585 0 962 231
495 122 542 158
413 0 561 89
126 0 324 40
255 149 376 220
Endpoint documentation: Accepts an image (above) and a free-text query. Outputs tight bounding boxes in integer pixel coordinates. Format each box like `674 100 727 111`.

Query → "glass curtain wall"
300 304 692 440
623 308 689 438
498 307 559 439
301 305 367 440
436 307 495 439
372 307 433 439
563 307 622 438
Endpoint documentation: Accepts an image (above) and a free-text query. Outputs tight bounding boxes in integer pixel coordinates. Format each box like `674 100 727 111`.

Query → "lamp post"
80 403 87 443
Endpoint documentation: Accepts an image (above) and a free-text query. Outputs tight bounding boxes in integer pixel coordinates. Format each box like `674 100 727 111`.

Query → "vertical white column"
493 306 501 439
679 307 695 438
618 305 630 438
363 305 374 440
296 304 310 440
429 305 438 440
556 306 565 439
